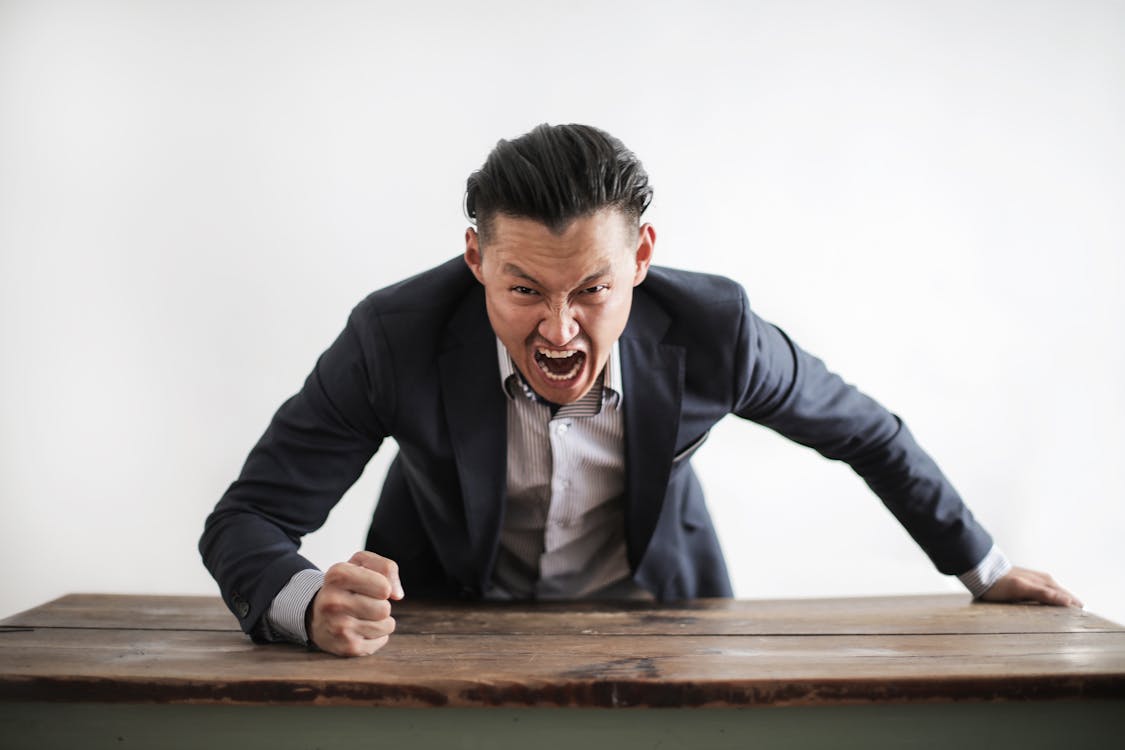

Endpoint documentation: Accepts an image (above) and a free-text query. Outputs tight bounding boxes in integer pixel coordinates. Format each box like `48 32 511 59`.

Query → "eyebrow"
502 263 612 289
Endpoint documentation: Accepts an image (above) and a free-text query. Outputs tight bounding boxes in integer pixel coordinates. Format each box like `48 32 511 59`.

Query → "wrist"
959 546 1013 598
304 597 319 651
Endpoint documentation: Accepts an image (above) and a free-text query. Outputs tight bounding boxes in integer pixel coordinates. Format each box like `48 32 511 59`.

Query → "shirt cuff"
263 568 325 645
957 545 1013 598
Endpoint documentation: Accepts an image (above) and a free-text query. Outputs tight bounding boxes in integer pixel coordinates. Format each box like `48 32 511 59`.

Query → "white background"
2 0 1122 625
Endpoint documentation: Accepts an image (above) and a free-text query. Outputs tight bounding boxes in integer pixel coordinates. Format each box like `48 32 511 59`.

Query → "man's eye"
512 286 538 295
583 285 608 294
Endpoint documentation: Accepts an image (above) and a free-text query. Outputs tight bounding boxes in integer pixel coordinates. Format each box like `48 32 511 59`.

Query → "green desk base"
3 701 1122 749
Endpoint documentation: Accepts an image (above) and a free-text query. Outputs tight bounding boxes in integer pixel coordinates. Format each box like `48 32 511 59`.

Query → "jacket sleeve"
730 288 993 576
199 308 393 635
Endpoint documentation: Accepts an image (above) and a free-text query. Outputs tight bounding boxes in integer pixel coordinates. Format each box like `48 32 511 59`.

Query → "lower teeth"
543 367 578 381
537 355 582 381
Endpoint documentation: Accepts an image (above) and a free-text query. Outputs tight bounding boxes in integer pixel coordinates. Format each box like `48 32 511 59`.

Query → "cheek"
578 296 632 341
486 296 537 339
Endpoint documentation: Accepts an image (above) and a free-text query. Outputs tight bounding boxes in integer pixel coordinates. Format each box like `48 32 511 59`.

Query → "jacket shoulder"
353 256 478 320
637 265 748 321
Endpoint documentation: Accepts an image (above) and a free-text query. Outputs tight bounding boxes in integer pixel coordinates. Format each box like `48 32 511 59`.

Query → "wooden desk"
2 594 1123 748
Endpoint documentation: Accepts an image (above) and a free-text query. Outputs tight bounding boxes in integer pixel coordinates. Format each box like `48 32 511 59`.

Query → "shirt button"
555 423 569 435
231 593 250 619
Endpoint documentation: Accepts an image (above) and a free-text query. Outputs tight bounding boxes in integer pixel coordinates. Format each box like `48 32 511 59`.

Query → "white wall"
2 0 1122 624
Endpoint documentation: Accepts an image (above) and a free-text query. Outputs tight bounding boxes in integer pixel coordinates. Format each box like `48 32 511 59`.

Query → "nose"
538 304 580 347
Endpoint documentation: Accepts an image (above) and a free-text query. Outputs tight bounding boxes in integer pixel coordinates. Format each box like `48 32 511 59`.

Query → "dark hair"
465 123 653 241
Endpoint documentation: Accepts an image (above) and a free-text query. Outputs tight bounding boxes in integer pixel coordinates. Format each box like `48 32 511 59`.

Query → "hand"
978 566 1083 608
309 551 405 657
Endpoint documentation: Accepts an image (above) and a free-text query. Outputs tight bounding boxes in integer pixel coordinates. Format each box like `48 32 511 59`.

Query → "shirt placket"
542 415 575 562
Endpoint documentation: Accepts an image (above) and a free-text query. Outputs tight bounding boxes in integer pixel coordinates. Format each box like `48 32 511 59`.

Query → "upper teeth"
538 348 578 359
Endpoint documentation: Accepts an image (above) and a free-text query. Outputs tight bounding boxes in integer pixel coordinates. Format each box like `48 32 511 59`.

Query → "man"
200 123 1080 658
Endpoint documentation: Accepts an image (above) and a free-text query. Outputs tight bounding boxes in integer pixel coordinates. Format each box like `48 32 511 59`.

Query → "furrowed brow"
577 266 612 287
501 263 612 289
502 263 542 286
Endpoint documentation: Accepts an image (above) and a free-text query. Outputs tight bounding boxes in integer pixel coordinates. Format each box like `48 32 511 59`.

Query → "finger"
1019 582 1076 608
324 633 391 658
308 604 394 656
317 585 394 623
346 593 393 623
1034 574 1082 608
349 551 406 600
323 563 393 601
323 613 397 641
1011 571 1083 608
351 614 397 640
1050 584 1083 609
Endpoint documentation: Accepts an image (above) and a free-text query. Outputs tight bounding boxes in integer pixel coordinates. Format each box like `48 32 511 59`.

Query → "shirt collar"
496 338 623 407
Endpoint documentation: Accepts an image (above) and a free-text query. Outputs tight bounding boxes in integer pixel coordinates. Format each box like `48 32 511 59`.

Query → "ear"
464 227 486 284
632 223 655 286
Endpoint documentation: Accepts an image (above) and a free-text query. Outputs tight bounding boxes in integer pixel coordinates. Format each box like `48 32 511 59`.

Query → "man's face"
464 209 655 405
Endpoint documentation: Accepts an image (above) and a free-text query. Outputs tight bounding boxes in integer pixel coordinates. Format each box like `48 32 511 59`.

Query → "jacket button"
231 593 251 619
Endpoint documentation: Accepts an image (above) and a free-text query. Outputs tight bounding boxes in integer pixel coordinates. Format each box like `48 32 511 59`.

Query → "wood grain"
2 594 1123 707
2 627 1124 706
3 593 1120 635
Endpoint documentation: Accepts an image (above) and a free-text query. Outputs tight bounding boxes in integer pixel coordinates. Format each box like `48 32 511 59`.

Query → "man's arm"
199 308 398 636
257 552 406 657
729 290 1079 606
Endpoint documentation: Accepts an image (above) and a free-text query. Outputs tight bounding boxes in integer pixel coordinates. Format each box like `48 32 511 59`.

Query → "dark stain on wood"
0 676 452 706
3 595 1124 708
559 657 661 680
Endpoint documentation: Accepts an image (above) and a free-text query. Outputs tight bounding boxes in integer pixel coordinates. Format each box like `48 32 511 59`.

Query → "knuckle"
317 587 345 607
321 598 345 616
324 564 350 587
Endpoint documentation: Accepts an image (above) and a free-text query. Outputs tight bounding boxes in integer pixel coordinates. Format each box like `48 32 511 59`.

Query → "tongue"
539 352 583 375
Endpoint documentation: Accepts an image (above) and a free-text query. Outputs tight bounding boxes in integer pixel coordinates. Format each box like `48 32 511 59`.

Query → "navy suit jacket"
200 258 993 634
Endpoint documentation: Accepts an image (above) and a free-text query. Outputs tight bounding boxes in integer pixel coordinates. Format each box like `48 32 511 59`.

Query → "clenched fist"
309 551 404 657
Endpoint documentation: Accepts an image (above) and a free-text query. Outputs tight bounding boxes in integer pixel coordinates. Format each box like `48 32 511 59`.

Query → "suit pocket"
672 429 710 465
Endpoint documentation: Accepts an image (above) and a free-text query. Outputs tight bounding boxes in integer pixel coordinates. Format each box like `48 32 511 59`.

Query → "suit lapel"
438 287 507 586
620 292 684 571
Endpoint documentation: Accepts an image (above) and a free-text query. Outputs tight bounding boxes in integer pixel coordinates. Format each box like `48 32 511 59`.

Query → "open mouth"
533 347 586 382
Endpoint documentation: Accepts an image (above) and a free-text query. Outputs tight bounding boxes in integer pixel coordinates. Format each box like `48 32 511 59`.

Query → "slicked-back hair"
465 123 653 242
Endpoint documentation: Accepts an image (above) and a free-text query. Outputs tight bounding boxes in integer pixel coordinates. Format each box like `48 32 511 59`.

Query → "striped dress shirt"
487 338 649 600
